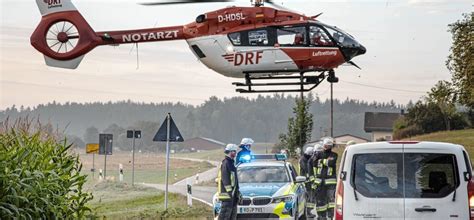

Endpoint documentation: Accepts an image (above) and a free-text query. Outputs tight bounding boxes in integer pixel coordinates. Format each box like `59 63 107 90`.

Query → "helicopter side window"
277 26 307 47
248 30 269 46
309 26 334 47
228 32 241 46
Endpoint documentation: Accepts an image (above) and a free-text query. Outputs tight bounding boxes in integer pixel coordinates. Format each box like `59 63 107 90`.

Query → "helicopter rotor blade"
264 0 292 11
140 0 233 6
347 61 362 69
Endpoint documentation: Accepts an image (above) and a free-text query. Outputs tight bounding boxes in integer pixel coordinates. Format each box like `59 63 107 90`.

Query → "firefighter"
311 138 338 220
236 137 254 165
217 144 241 220
300 146 316 218
308 143 324 217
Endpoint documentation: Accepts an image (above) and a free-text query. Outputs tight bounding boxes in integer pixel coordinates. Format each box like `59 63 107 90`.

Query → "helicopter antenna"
253 0 264 7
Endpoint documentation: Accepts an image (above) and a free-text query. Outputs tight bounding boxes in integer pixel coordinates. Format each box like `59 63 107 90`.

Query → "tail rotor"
46 21 80 54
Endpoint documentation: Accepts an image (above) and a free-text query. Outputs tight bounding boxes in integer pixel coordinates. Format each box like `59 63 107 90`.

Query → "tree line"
1 94 403 152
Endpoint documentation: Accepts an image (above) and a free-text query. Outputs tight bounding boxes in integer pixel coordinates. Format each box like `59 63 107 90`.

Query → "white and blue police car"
213 154 308 219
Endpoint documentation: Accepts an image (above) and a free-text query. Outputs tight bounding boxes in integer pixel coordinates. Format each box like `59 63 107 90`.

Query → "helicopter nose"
358 44 366 56
341 43 366 61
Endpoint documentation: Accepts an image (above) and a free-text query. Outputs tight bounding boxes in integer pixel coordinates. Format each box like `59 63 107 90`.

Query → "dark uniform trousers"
219 200 238 220
300 155 316 211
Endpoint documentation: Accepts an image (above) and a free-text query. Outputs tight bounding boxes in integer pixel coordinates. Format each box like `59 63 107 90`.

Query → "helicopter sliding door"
274 25 310 70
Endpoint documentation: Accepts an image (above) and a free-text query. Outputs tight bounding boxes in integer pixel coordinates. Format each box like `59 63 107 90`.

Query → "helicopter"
31 0 366 93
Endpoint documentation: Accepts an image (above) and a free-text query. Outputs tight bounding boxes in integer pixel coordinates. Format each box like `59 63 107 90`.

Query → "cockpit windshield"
321 24 361 49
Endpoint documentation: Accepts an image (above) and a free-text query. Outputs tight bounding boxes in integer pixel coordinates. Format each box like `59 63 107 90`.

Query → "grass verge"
89 182 213 219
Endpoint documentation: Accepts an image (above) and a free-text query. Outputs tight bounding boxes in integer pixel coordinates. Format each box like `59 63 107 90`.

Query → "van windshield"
352 153 458 198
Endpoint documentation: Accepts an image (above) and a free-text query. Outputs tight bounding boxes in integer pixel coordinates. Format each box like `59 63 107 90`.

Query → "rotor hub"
57 32 69 43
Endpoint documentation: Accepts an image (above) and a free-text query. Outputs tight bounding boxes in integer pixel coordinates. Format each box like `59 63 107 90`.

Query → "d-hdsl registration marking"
122 30 179 42
223 51 263 66
218 12 246 23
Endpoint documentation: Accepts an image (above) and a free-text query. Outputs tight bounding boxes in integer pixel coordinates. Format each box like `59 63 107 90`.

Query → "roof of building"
364 112 401 132
334 134 370 142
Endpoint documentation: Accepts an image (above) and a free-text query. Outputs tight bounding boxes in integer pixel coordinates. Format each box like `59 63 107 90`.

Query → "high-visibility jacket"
217 156 239 201
311 150 338 185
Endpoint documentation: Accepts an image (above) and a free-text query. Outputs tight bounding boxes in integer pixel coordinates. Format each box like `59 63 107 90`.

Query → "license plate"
240 207 264 213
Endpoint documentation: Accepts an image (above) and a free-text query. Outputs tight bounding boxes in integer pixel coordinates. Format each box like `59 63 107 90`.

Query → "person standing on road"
300 146 316 218
311 138 338 220
236 138 254 165
308 142 324 217
217 144 240 220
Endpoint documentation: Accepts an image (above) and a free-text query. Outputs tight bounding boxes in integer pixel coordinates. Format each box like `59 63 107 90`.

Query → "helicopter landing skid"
232 70 330 93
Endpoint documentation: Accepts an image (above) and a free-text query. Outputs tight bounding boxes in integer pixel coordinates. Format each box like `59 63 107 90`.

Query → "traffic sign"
153 115 183 142
99 134 113 155
86 143 99 154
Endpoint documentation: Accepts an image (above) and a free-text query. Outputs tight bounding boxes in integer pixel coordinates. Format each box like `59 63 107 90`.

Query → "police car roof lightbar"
251 154 287 161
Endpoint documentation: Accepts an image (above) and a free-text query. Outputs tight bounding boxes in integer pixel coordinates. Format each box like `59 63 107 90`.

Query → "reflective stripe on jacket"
217 156 239 201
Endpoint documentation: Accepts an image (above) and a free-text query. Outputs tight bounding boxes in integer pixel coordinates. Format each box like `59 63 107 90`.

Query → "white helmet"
224 143 238 152
323 137 334 147
304 146 314 155
240 138 254 146
314 143 324 152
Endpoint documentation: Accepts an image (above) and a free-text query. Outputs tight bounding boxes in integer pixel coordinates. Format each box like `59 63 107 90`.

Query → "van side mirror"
295 176 306 183
464 172 471 181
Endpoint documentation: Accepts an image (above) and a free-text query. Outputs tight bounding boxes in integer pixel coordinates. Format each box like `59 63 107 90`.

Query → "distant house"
364 112 402 141
181 137 226 151
334 134 370 146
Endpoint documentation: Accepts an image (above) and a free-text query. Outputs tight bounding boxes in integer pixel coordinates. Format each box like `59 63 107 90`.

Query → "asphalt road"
143 156 219 205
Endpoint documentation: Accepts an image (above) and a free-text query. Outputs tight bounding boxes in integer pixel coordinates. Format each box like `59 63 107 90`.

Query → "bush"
0 118 92 219
393 124 424 140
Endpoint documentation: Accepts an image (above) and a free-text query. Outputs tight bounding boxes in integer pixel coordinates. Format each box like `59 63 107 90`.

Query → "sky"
0 0 472 110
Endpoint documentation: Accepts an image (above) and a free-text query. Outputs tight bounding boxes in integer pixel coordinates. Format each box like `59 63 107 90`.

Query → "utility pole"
299 72 304 156
165 113 171 210
330 82 334 138
327 70 338 138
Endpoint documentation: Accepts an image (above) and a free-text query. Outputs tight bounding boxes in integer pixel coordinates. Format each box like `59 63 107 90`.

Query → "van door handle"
415 207 437 212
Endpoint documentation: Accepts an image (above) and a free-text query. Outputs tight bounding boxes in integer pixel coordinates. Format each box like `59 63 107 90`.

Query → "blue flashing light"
238 152 253 163
275 154 287 161
241 154 251 162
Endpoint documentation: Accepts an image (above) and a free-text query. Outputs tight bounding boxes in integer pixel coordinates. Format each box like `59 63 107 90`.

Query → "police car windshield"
238 166 289 183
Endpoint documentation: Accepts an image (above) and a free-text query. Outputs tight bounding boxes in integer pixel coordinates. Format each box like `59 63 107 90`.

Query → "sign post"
127 130 141 186
153 113 184 210
99 134 113 179
86 143 99 179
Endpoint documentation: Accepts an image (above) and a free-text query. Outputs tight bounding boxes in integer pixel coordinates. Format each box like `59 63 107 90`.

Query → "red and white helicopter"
31 0 366 93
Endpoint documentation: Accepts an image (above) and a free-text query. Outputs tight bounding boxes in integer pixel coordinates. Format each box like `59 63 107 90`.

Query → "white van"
335 141 474 220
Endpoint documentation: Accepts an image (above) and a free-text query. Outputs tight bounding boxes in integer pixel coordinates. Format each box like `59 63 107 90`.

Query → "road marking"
192 196 213 207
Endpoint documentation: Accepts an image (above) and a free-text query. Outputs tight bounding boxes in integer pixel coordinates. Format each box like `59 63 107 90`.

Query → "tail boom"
31 0 186 69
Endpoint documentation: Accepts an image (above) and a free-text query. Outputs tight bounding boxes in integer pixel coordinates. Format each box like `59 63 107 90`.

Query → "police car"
213 154 308 219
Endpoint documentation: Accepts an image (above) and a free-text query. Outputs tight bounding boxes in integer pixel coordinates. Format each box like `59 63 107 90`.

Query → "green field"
175 142 276 161
404 129 474 159
84 161 213 185
79 153 216 219
89 182 213 219
80 152 214 185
